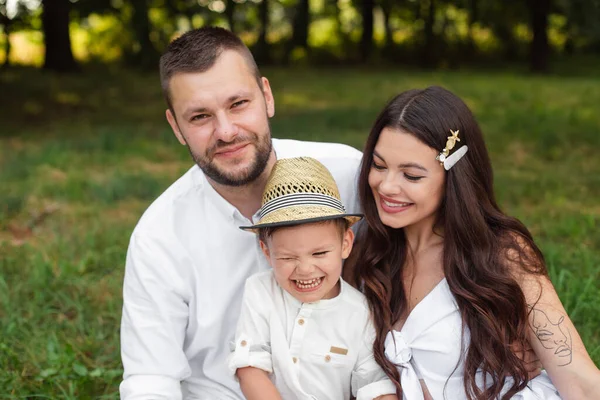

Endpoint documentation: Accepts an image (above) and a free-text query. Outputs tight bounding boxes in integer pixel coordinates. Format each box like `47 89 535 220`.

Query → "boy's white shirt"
229 270 397 400
120 139 364 400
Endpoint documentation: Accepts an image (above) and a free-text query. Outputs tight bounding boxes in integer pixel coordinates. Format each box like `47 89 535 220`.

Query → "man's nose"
214 112 238 142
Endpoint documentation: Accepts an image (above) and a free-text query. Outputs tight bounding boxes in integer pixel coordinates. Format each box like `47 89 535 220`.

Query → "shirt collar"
196 168 240 221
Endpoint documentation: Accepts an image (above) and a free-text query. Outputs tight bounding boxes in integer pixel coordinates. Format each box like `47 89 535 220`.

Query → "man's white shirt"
120 138 362 399
229 271 396 400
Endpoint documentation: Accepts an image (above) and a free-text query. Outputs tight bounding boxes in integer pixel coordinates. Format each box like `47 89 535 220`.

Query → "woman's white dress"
384 278 561 399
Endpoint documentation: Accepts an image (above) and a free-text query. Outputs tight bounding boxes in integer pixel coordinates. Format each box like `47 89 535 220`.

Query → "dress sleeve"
228 275 273 374
120 231 192 400
352 319 397 400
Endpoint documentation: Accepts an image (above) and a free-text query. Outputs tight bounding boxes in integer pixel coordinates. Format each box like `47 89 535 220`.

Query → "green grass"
1 66 599 398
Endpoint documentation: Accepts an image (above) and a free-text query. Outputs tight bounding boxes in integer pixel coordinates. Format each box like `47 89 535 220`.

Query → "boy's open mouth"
293 277 324 291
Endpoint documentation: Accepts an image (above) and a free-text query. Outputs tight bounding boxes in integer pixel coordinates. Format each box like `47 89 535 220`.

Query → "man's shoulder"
133 165 201 234
273 138 362 162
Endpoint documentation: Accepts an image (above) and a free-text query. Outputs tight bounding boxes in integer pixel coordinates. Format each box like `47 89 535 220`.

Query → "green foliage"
5 0 600 69
1 67 599 397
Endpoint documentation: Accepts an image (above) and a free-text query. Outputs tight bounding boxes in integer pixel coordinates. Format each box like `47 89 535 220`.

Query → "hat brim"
240 214 363 233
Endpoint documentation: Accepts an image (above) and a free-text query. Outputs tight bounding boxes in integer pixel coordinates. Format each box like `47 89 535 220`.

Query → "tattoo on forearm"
530 308 572 366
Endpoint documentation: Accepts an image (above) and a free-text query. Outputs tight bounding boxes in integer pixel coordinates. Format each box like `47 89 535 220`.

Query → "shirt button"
292 357 298 363
324 355 331 362
240 340 247 347
298 319 305 325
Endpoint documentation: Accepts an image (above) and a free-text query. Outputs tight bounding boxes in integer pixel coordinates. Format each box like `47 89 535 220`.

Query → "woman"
345 86 600 399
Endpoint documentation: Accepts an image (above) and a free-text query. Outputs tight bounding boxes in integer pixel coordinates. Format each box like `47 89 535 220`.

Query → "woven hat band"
259 193 346 220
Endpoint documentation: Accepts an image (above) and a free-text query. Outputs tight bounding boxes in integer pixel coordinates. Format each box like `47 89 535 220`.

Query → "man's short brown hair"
159 26 262 112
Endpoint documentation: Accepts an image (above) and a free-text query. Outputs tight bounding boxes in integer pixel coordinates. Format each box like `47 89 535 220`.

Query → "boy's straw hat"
240 157 362 232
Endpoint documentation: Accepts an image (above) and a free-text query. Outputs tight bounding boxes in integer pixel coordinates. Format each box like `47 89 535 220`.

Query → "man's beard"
188 131 272 187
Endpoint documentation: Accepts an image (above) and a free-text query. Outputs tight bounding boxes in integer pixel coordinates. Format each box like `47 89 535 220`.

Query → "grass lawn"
1 66 599 398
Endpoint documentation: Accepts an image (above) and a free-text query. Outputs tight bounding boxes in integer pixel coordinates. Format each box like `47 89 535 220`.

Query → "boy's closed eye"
277 256 296 261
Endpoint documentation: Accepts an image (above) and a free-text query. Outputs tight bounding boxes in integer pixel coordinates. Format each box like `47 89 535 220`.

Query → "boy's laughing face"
260 220 354 303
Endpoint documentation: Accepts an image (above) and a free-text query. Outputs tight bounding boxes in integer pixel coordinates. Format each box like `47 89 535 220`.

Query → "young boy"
228 157 397 400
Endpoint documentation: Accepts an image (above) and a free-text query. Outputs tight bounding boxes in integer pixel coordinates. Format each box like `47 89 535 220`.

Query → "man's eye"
191 114 209 121
232 100 248 108
405 174 423 182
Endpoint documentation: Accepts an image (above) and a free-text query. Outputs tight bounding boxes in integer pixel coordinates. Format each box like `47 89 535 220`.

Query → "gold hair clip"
436 129 468 170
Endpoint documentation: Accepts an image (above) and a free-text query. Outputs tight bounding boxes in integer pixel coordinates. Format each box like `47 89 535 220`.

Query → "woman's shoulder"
497 231 546 278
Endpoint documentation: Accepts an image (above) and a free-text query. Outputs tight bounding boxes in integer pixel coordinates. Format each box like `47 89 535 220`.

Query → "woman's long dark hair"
346 86 547 399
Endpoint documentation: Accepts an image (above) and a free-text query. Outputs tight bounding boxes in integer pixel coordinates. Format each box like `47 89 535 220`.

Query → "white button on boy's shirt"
229 271 397 400
119 139 363 400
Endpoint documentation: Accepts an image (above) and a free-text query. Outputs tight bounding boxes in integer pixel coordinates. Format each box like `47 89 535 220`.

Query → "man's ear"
166 109 186 145
341 227 355 260
259 239 270 259
261 77 275 118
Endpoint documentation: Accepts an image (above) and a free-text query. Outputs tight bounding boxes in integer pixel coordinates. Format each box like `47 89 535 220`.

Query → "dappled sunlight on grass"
1 67 599 396
279 92 333 109
55 91 82 106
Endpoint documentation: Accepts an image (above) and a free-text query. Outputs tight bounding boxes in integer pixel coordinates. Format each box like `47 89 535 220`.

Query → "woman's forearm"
559 366 600 400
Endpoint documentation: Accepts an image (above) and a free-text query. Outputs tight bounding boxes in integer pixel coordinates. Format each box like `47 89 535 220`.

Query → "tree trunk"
529 0 550 72
494 23 518 61
130 0 159 69
465 0 477 58
359 0 374 62
333 0 351 57
381 0 394 49
42 0 78 72
3 29 9 68
284 0 310 63
254 0 271 64
563 18 574 55
1 18 10 68
421 0 436 67
225 0 236 33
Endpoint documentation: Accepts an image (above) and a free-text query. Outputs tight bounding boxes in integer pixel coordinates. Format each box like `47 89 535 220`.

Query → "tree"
129 0 159 69
559 0 600 54
359 0 374 62
224 0 237 33
380 0 396 51
0 0 11 67
464 0 478 59
478 1 527 61
42 0 78 72
421 0 437 67
254 0 271 64
284 0 310 63
529 0 550 72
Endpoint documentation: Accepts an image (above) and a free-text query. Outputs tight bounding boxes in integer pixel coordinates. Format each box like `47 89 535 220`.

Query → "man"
119 27 362 399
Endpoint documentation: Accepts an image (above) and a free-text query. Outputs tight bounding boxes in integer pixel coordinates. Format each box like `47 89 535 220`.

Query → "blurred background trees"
1 0 599 72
